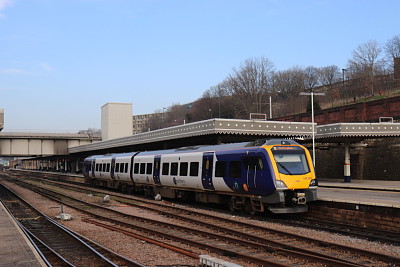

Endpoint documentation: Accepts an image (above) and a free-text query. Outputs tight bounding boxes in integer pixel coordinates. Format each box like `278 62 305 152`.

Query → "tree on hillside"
319 65 341 89
303 66 321 91
272 67 305 97
384 34 400 59
225 57 275 118
164 103 187 127
190 90 216 121
318 65 341 107
347 40 385 95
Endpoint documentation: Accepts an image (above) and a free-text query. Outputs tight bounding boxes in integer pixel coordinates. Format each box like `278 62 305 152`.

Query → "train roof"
137 139 300 156
86 139 300 159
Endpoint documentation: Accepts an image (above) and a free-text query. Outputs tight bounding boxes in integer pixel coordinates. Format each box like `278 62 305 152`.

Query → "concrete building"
101 103 133 141
0 109 4 132
132 112 162 134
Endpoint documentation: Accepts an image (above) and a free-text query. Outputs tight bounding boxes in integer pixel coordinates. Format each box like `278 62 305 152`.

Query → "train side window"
120 163 125 173
106 163 110 172
190 162 199 176
162 163 169 175
134 163 139 174
146 163 153 174
102 163 106 172
229 161 241 178
215 161 226 177
115 163 120 173
243 156 264 170
140 163 146 174
171 162 178 176
95 164 99 172
180 162 188 176
125 163 128 173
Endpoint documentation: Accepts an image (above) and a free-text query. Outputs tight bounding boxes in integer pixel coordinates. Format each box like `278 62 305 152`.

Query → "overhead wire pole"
299 92 325 166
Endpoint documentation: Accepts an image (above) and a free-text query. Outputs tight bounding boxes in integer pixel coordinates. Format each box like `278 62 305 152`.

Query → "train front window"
272 149 310 175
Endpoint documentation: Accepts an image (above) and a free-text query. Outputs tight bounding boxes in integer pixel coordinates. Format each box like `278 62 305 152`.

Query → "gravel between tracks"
2 180 399 267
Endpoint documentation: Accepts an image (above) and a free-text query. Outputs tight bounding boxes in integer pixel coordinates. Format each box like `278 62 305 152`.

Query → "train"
83 139 317 214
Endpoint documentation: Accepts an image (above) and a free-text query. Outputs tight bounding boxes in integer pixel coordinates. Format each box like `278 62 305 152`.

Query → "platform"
0 201 46 267
318 179 400 208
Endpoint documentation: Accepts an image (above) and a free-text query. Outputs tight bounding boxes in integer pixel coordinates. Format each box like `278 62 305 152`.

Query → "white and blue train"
83 139 318 213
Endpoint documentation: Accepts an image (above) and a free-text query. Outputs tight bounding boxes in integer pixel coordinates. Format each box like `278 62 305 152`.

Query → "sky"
1 0 399 132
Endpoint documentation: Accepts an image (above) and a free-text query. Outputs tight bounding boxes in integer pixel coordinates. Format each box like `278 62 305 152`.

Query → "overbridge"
0 132 101 157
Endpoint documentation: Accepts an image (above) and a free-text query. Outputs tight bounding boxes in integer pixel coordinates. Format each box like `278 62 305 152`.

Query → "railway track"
3 174 400 266
0 183 144 267
16 170 400 245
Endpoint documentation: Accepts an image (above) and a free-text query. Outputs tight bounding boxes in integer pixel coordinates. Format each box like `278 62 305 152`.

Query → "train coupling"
293 192 306 204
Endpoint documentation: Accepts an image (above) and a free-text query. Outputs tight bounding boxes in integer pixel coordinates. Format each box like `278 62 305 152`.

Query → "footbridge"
0 132 101 157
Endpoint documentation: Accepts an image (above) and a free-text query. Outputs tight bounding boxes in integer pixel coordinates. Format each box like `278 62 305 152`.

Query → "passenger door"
243 152 263 190
111 157 116 180
202 152 215 190
91 161 95 178
153 156 161 185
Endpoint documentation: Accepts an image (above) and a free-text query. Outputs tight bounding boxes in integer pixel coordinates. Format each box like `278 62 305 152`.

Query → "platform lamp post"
299 91 325 167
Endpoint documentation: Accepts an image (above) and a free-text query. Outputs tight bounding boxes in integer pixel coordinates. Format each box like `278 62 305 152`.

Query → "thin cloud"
0 68 27 74
0 0 13 17
39 63 53 71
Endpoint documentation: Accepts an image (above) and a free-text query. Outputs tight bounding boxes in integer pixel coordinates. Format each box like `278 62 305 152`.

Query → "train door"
110 157 116 180
91 160 95 178
243 152 263 190
153 156 161 185
202 152 215 190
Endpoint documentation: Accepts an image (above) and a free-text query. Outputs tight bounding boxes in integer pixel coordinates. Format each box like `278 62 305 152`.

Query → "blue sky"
1 0 399 132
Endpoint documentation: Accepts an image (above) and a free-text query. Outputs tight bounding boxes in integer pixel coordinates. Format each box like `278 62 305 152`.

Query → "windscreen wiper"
276 162 293 175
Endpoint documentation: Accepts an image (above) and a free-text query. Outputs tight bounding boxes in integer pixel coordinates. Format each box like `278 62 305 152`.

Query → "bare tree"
384 34 400 59
303 66 321 90
164 103 187 127
319 65 341 88
225 57 275 117
78 128 101 136
347 40 385 95
272 67 305 97
318 65 341 106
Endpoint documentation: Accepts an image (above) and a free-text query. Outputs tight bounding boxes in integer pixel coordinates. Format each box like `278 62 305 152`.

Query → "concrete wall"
101 103 133 141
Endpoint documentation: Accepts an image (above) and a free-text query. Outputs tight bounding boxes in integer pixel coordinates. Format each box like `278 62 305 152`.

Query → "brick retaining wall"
276 95 400 124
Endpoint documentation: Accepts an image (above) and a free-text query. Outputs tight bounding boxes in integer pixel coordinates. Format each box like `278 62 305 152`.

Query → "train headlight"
275 180 288 189
309 179 317 187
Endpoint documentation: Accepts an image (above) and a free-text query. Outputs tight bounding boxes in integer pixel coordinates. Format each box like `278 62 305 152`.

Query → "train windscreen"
271 146 310 175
